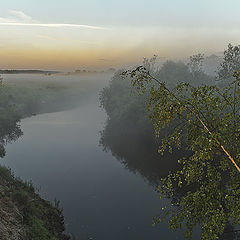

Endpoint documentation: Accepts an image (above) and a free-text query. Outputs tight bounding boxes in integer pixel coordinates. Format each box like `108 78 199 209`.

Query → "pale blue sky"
0 0 240 70
1 0 240 27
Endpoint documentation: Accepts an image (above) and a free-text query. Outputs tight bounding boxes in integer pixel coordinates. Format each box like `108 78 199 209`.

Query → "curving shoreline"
0 165 70 240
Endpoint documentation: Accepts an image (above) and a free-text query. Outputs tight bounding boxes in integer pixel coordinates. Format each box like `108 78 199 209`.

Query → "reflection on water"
100 109 240 240
98 68 240 239
100 116 186 185
1 76 188 239
3 74 239 239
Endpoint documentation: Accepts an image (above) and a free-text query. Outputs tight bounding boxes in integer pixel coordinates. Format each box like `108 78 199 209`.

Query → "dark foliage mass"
99 68 189 184
0 81 22 158
100 44 240 240
100 54 214 185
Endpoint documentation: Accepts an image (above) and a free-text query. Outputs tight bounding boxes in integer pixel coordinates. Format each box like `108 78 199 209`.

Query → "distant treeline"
0 69 59 74
73 67 116 74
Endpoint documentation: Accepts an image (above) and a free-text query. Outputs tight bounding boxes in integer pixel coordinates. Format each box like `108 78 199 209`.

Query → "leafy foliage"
218 43 240 81
188 53 204 75
100 69 186 185
123 56 240 239
100 56 215 186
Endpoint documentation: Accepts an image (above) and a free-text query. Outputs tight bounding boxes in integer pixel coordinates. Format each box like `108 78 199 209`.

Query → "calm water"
2 75 190 239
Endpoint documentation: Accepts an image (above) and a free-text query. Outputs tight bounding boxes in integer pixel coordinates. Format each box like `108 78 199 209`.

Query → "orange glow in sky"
1 2 240 70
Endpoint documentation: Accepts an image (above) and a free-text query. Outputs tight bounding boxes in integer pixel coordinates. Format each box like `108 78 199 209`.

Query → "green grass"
0 165 70 240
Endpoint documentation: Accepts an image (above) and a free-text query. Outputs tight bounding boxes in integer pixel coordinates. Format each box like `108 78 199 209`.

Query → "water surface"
2 74 189 239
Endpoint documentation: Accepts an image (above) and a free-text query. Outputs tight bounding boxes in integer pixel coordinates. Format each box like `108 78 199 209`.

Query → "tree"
188 53 205 76
122 61 240 239
218 43 240 81
156 60 192 87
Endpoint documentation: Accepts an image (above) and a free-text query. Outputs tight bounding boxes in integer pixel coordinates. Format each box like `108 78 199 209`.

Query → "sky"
1 0 240 70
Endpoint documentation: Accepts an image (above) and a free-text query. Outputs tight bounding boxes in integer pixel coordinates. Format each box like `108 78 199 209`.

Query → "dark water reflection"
99 116 188 185
2 75 198 240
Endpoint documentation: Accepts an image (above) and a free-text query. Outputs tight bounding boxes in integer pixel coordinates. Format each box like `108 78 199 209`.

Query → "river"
2 74 190 239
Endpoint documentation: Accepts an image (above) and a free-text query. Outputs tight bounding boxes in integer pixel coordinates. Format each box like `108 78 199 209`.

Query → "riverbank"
1 73 111 118
1 74 85 118
0 74 94 239
0 73 115 239
0 165 70 240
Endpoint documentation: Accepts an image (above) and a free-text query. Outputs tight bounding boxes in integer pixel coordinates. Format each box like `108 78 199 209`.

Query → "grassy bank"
1 73 110 118
1 75 87 118
0 165 70 240
0 74 92 239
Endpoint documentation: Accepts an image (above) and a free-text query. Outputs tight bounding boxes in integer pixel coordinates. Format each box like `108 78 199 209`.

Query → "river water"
2 74 189 239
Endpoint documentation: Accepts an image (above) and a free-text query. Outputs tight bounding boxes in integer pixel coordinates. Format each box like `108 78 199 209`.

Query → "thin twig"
146 71 240 173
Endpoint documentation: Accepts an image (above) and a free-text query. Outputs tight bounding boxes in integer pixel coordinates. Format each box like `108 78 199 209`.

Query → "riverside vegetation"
0 74 90 239
1 43 240 239
100 44 240 239
0 165 70 240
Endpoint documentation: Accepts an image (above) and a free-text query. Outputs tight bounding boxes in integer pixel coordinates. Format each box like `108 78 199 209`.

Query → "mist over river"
1 0 240 238
2 74 194 239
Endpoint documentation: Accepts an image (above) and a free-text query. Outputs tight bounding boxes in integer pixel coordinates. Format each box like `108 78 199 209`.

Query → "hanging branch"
122 67 240 173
